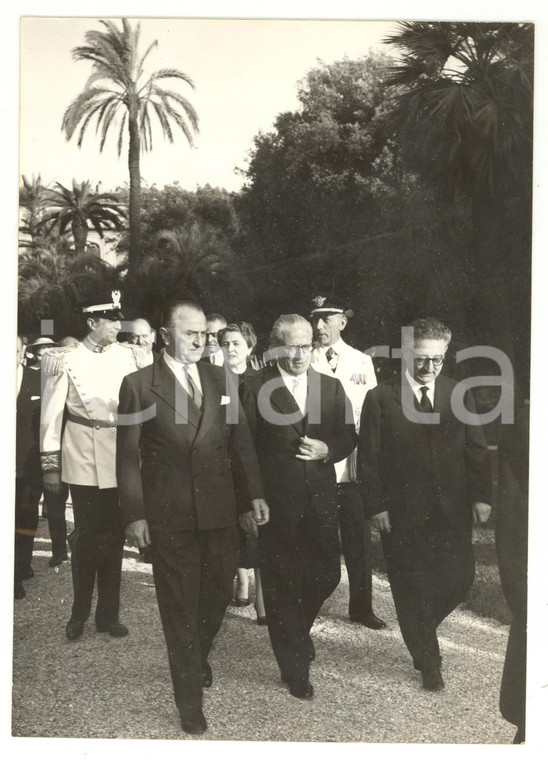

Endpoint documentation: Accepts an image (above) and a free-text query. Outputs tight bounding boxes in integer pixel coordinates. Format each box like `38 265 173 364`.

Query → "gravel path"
12 510 515 744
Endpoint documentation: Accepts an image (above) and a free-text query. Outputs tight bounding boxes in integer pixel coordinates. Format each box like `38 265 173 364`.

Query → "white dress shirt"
405 369 436 407
277 364 307 415
163 353 203 397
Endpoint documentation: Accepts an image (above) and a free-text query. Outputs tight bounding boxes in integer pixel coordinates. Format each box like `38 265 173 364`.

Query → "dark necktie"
419 385 433 413
184 367 203 410
326 347 338 373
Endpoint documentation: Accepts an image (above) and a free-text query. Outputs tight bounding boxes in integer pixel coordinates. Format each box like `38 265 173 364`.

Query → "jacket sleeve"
357 388 387 518
229 392 265 513
39 365 69 474
324 378 358 464
464 389 493 506
116 374 146 525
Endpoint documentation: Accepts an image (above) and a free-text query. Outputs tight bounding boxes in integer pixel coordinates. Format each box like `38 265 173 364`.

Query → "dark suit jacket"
116 356 264 532
16 367 42 483
358 373 492 532
241 365 357 524
496 404 529 620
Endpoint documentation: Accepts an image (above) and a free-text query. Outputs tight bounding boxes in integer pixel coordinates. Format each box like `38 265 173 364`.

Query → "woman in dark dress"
218 321 266 624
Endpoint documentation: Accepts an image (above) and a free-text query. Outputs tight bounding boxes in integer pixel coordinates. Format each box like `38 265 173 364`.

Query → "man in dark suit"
116 301 268 735
15 335 43 598
496 402 528 743
358 317 492 691
241 314 357 700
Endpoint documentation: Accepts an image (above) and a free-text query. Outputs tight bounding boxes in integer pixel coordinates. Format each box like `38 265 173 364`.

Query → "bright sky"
20 17 399 193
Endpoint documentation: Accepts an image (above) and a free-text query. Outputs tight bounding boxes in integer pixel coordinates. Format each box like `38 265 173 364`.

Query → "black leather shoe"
308 638 316 661
349 611 387 629
21 567 34 580
49 553 68 567
421 665 445 691
288 679 314 700
180 706 207 735
14 581 26 600
96 621 129 637
201 662 213 688
234 598 250 607
66 618 85 640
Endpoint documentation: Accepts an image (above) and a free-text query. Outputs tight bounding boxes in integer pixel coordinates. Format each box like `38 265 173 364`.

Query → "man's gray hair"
404 317 452 346
269 314 312 347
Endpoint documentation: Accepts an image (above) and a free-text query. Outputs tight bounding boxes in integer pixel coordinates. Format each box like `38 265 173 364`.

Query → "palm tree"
134 225 239 325
36 179 127 256
18 239 121 337
62 18 199 276
383 22 533 370
19 174 49 254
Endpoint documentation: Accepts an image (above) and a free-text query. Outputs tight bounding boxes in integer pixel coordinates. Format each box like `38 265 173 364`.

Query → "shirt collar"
82 335 112 353
163 351 199 377
405 368 435 393
277 363 307 385
317 337 346 354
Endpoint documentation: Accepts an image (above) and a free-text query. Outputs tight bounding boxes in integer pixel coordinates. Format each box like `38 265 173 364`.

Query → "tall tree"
18 240 121 337
62 18 199 276
239 53 417 262
383 22 533 372
19 174 48 254
36 180 127 256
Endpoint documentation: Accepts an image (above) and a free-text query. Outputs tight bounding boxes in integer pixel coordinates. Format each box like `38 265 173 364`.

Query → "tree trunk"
127 101 141 280
71 217 88 257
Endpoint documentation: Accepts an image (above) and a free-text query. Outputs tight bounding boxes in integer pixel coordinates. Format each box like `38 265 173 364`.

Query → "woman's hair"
218 321 257 350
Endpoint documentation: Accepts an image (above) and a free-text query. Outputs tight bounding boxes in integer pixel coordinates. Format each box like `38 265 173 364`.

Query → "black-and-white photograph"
7 1 547 753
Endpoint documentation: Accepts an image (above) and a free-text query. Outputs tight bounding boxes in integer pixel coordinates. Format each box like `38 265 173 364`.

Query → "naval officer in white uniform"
40 291 147 640
309 292 386 630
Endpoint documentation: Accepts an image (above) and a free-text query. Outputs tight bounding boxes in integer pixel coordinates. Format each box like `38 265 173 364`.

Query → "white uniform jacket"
40 342 143 489
311 338 377 482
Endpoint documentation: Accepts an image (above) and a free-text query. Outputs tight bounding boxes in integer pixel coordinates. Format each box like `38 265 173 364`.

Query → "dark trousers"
44 483 69 559
500 613 526 741
14 477 41 581
259 506 341 682
150 525 239 712
337 482 373 616
68 485 124 624
381 508 475 670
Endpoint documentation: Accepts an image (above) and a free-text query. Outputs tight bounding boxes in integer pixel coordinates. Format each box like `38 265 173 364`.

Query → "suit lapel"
150 356 201 430
433 374 452 416
192 363 221 445
267 366 306 436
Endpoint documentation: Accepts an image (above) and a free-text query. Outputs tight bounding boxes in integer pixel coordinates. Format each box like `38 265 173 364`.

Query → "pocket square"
31 395 41 400
221 395 231 405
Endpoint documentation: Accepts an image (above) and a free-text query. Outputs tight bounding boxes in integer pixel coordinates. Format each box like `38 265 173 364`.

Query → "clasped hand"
295 435 329 461
239 498 270 537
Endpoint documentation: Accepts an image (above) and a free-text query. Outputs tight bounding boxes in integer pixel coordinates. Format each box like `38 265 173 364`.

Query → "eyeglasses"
285 344 313 356
414 355 445 367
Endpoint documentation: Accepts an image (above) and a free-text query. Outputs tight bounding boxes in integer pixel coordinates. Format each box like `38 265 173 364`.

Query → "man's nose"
112 320 121 330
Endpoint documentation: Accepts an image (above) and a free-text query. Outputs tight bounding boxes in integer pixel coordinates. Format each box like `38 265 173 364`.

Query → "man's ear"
86 317 96 332
340 315 348 332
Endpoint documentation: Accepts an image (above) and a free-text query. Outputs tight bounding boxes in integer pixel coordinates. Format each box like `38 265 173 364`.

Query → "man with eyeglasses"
202 313 227 366
241 314 357 700
358 317 492 692
309 292 386 631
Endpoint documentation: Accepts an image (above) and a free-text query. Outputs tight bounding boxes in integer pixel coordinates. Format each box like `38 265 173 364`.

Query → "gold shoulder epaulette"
41 345 75 376
120 342 149 369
